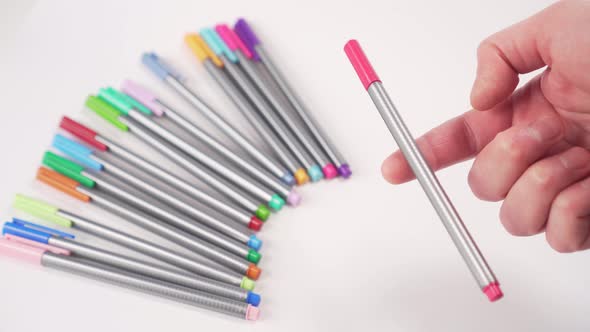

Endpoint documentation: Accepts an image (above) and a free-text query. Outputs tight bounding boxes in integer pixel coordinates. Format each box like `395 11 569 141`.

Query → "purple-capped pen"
234 18 352 178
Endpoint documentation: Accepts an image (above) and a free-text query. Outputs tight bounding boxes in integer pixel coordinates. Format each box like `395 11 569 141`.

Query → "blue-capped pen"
2 219 261 306
142 52 296 187
52 133 260 249
13 194 257 289
200 28 324 182
0 228 259 320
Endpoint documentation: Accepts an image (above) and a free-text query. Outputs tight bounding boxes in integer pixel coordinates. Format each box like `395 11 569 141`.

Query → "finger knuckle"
496 132 527 161
553 194 575 211
529 165 555 189
476 39 496 58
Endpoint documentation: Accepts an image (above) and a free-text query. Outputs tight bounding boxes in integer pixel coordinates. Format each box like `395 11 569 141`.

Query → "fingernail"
519 117 562 142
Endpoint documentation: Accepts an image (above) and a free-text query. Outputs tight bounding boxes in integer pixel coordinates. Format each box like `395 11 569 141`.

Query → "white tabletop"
0 0 587 331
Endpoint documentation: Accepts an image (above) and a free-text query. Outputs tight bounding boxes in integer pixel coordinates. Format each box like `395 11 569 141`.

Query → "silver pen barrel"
126 109 279 206
221 57 316 171
203 60 301 174
368 82 497 289
41 253 257 320
344 40 501 301
47 237 253 303
160 101 293 198
118 116 263 215
162 75 289 183
255 45 350 175
95 135 257 229
89 155 254 246
236 51 330 167
56 210 248 287
76 186 255 275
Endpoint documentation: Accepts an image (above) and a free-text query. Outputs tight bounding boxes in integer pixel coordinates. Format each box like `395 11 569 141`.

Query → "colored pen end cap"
255 205 270 221
246 291 261 307
338 164 352 179
248 216 263 231
322 163 338 179
121 80 165 117
240 277 255 291
308 165 324 182
246 304 260 321
59 116 108 151
268 194 285 211
234 18 261 61
247 250 262 265
286 190 301 207
246 263 261 280
247 235 262 251
483 282 503 302
0 237 46 265
294 168 310 186
281 172 296 187
344 39 381 90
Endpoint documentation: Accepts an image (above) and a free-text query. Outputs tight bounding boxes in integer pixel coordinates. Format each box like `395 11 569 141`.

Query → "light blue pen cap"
52 134 103 171
142 52 182 81
200 28 238 63
247 234 262 251
281 172 296 187
308 165 324 182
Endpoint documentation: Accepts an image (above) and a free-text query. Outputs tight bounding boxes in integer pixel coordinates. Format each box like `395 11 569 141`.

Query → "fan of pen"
0 19 350 321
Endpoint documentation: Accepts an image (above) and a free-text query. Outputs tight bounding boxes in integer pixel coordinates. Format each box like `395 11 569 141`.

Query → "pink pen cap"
4 234 71 256
120 80 165 117
344 40 381 90
0 237 48 265
322 163 338 179
215 24 253 59
246 304 260 321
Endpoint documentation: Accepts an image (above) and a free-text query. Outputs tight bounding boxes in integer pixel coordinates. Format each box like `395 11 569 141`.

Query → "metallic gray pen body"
125 109 275 203
163 75 288 181
236 51 329 166
96 135 254 227
118 116 261 213
41 253 253 319
255 45 349 169
89 154 253 245
160 100 292 198
48 236 250 302
367 82 497 290
75 187 253 275
55 210 244 286
203 60 300 173
221 55 315 169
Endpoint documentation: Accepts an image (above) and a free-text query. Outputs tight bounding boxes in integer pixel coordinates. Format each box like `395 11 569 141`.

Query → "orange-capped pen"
36 167 90 202
185 34 224 67
38 153 264 278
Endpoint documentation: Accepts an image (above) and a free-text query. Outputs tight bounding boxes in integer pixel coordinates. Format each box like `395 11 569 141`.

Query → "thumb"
470 3 555 110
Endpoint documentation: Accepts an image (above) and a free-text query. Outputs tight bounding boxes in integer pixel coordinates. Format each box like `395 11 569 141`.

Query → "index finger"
381 100 513 184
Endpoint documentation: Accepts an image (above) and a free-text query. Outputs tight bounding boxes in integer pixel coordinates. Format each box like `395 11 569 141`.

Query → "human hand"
382 0 590 252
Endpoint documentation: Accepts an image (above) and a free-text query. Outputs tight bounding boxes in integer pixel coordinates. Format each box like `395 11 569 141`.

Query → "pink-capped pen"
344 39 502 302
216 24 337 180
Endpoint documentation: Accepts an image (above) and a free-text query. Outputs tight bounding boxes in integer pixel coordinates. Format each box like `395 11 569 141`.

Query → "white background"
0 0 587 331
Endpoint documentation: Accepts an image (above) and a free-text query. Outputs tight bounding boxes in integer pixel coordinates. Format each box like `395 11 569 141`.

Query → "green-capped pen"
86 93 276 220
12 194 258 289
